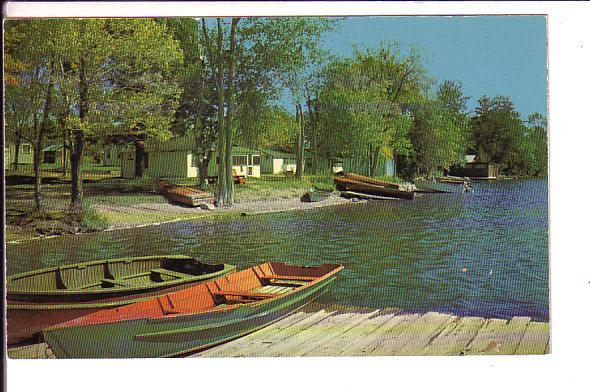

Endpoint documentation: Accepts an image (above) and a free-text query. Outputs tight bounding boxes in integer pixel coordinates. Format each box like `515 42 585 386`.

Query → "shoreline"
6 194 366 245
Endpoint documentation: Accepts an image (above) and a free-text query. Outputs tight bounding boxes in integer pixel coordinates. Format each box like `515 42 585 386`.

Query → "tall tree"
5 20 59 211
318 44 429 176
47 19 182 209
199 17 339 205
470 95 526 173
408 81 470 176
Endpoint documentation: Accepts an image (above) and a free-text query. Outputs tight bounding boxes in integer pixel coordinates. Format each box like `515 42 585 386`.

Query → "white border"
4 2 590 392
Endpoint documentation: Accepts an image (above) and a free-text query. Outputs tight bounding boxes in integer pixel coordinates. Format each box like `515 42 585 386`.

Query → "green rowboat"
7 255 235 345
43 262 343 358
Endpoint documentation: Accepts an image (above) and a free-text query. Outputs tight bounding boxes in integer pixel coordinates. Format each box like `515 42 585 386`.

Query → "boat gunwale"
8 255 236 296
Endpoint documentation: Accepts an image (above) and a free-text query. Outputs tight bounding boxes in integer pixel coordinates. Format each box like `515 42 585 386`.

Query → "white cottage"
120 135 261 179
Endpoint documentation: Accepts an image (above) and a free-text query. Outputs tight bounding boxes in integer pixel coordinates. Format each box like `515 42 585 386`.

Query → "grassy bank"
4 174 346 242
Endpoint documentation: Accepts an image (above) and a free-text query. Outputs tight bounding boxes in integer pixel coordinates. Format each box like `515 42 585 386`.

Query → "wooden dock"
7 303 550 359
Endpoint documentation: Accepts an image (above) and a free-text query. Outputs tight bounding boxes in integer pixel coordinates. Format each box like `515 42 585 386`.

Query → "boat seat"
150 268 193 281
261 274 316 282
212 290 281 299
101 278 129 288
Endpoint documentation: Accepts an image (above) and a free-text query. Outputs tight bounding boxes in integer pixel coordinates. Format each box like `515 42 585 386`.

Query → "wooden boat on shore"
43 262 344 358
7 255 235 345
155 180 215 207
414 177 473 194
334 176 414 200
342 173 401 189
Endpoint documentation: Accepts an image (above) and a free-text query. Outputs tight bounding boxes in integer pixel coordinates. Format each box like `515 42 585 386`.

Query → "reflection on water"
7 178 549 321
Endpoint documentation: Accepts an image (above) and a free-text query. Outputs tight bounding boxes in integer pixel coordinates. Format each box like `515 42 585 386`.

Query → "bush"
77 207 109 231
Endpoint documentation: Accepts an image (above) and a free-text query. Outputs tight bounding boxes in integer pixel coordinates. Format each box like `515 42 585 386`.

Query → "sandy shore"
97 194 364 229
6 194 365 243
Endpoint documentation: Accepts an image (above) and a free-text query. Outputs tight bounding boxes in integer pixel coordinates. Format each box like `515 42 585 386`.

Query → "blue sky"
320 16 547 119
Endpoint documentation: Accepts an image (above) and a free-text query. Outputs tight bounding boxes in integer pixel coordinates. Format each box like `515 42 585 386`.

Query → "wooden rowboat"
155 180 215 207
334 176 414 200
342 173 401 189
43 262 344 358
7 255 235 345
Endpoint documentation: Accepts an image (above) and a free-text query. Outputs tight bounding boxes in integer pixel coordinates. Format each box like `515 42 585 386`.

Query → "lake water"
6 178 549 321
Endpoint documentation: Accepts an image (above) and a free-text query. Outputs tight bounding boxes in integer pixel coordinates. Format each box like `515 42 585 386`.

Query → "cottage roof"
258 148 295 159
43 144 66 152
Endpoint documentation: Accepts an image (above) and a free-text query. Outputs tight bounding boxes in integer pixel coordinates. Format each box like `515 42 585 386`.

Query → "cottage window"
252 155 261 165
233 155 247 166
21 144 31 154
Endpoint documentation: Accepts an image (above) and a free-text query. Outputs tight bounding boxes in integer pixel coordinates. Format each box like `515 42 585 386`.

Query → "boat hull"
334 177 414 200
43 274 339 358
7 256 235 345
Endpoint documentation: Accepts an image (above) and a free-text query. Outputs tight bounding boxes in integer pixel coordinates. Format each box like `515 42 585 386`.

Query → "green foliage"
77 206 109 231
317 44 429 169
470 97 547 176
407 81 470 175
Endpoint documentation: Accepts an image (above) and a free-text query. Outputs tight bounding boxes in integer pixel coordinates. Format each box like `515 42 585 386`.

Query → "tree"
408 81 470 176
199 17 339 205
4 20 59 211
318 44 429 176
470 95 527 173
46 19 182 209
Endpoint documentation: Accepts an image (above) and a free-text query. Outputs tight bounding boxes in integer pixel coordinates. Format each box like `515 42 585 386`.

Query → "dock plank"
388 312 458 356
297 309 384 356
462 318 509 355
514 321 550 355
262 311 373 357
339 311 413 356
419 316 486 355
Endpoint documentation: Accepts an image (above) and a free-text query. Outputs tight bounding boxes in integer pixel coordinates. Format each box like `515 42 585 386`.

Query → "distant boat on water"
414 177 473 194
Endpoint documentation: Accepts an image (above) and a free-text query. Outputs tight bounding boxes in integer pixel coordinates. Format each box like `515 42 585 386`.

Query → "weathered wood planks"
8 304 550 359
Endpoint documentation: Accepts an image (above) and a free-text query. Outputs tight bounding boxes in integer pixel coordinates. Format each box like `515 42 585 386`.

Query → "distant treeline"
5 18 547 211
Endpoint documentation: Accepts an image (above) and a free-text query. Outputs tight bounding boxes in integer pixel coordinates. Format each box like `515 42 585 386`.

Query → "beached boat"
43 262 344 358
414 177 473 194
155 180 215 207
342 173 401 189
7 255 235 345
334 176 414 200
302 186 333 202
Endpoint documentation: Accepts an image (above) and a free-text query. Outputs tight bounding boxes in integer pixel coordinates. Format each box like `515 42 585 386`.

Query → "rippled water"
6 178 549 321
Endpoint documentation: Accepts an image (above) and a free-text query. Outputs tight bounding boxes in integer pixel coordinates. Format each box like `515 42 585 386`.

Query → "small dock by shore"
7 303 549 359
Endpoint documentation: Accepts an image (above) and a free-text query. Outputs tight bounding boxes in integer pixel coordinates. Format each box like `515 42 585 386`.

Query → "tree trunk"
295 103 305 180
134 142 146 178
70 54 88 211
216 17 239 207
13 135 21 171
369 145 380 177
214 18 228 206
198 155 210 191
70 131 84 211
33 138 43 212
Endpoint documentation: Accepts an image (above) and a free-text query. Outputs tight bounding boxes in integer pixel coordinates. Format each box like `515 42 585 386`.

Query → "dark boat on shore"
334 175 414 200
7 255 235 345
155 180 215 207
43 262 344 358
342 173 401 189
